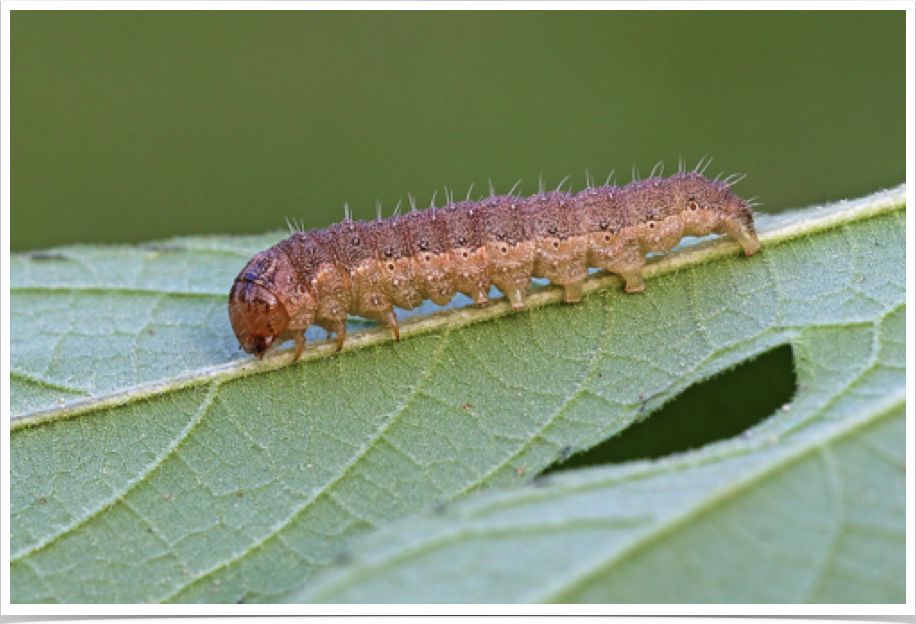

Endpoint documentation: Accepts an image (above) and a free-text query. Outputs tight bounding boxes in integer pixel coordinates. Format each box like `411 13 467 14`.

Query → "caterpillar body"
229 168 761 360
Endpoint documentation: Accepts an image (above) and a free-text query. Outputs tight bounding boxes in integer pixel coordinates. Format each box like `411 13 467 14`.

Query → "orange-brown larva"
229 167 761 360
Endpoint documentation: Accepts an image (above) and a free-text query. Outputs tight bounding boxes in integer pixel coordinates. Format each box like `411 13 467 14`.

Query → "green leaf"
293 388 905 604
10 185 905 603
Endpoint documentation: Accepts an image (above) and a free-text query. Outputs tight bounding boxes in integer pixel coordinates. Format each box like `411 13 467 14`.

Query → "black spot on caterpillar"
229 163 761 360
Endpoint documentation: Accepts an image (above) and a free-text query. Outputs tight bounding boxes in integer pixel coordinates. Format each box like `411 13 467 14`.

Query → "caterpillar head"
228 280 290 358
229 249 313 358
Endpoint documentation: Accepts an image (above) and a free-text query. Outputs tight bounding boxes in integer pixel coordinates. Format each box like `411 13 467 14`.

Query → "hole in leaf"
543 344 796 474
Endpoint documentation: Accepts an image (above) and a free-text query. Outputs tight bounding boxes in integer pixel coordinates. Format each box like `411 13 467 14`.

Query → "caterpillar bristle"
695 155 713 176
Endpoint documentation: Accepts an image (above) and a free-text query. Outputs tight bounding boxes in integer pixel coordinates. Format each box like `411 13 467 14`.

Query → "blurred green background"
12 11 904 252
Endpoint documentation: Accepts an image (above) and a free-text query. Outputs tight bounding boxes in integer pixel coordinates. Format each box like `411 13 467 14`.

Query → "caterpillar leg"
385 308 401 341
590 232 647 295
361 306 401 342
719 218 761 256
325 321 347 351
620 271 646 293
293 333 307 362
734 230 762 256
562 281 584 303
474 291 490 307
507 288 527 311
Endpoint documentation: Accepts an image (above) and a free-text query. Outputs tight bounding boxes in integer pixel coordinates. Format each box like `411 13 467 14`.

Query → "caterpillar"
229 163 761 361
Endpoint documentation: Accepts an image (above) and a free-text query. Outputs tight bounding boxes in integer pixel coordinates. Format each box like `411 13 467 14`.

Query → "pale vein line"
10 382 221 563
450 290 615 495
158 332 454 603
460 311 802 500
531 391 904 603
12 557 59 603
798 446 846 603
778 305 903 439
452 335 841 523
301 391 904 603
855 433 905 469
9 371 91 396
